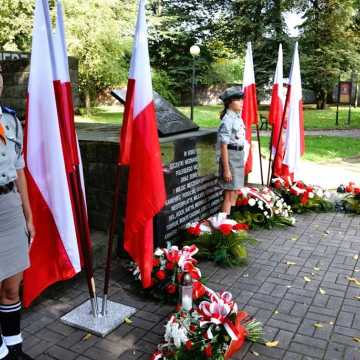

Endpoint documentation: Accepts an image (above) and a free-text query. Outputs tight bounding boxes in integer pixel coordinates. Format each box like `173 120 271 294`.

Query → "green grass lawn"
258 135 360 163
76 104 360 130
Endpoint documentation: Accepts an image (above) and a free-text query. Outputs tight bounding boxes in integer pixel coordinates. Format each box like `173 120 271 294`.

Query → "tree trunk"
85 90 91 111
316 89 327 109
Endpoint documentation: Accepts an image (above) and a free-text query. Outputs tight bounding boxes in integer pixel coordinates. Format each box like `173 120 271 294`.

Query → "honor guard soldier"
0 65 35 360
217 86 246 215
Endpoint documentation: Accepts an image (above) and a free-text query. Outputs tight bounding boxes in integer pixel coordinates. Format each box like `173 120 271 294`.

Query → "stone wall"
1 54 81 118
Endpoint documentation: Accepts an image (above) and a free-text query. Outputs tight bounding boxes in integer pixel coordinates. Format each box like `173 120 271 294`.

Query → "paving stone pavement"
21 212 360 360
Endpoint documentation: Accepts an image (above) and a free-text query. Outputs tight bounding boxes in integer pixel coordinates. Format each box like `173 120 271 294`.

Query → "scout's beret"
219 86 244 102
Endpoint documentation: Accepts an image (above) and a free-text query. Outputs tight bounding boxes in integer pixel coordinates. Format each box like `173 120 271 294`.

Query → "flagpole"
42 0 98 316
255 124 264 185
101 165 123 315
270 85 290 182
267 129 274 186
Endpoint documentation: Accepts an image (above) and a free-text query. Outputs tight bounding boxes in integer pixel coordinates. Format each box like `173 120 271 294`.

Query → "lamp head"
190 45 200 57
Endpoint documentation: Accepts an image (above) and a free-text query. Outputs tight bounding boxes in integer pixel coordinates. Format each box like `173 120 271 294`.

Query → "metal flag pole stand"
267 130 274 186
255 124 264 185
42 0 136 336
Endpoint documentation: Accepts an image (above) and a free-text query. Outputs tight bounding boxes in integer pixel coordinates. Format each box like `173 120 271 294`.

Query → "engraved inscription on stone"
155 142 222 246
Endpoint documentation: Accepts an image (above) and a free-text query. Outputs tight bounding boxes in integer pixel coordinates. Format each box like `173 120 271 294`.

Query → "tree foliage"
61 0 136 106
0 0 34 51
296 0 360 109
1 0 360 108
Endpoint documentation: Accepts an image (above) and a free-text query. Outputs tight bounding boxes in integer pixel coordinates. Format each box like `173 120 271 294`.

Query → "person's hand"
223 168 232 183
26 220 35 246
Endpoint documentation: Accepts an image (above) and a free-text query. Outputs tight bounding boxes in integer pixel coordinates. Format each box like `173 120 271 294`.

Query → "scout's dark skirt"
0 191 30 282
218 149 245 190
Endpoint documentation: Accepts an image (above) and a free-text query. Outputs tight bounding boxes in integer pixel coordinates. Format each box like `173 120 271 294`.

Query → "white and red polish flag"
282 42 305 179
52 0 89 263
268 44 285 178
119 0 166 288
242 42 259 175
23 0 81 307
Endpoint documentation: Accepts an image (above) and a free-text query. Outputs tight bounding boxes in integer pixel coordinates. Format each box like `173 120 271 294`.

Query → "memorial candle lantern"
181 272 193 311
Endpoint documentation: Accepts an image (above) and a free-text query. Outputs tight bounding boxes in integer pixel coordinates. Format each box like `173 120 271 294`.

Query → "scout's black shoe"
7 344 34 360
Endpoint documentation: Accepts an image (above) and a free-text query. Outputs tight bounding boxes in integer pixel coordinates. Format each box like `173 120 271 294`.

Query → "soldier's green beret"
219 86 243 102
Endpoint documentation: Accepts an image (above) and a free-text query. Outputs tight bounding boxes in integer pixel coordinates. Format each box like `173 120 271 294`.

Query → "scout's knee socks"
0 302 22 354
0 302 22 348
0 302 33 360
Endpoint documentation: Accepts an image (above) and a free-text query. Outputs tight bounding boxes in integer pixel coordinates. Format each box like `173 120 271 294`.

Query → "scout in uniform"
0 66 34 360
217 86 246 215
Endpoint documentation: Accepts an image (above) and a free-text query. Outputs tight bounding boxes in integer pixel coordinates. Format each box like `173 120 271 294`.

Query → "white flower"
208 212 228 228
290 218 296 225
199 223 212 233
308 192 314 199
274 209 279 215
315 189 323 197
164 321 188 348
248 198 256 206
264 211 269 216
154 248 164 257
258 201 264 210
324 191 331 199
276 200 282 207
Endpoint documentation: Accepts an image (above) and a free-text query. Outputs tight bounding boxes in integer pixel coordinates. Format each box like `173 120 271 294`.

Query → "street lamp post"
190 45 200 122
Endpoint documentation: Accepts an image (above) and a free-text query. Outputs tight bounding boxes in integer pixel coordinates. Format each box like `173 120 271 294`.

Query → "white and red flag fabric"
282 42 305 179
53 0 89 264
269 44 285 178
23 0 81 307
241 42 259 175
120 0 166 288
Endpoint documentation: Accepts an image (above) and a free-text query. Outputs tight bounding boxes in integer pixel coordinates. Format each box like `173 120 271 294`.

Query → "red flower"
203 343 213 358
290 187 298 196
155 270 166 281
296 181 305 189
165 283 177 294
177 273 182 283
241 198 249 206
219 224 233 236
192 281 206 300
150 351 162 360
185 340 193 350
187 224 201 236
273 180 281 189
236 197 249 207
354 187 360 195
190 324 197 332
346 185 353 193
165 262 175 271
233 223 249 231
300 193 309 205
306 186 313 192
153 258 160 267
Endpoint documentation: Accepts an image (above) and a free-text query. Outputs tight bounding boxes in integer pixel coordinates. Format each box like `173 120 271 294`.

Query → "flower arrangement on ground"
233 186 295 229
128 245 206 303
184 213 257 267
151 290 263 360
338 182 360 214
272 177 334 213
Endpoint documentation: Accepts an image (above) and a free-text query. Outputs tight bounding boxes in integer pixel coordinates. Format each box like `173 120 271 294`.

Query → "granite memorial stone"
111 89 199 136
